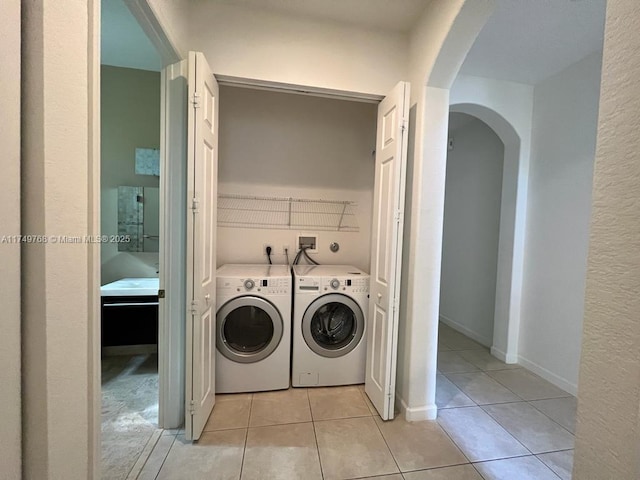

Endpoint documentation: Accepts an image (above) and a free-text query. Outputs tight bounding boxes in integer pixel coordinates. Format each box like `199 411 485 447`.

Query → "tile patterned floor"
101 354 160 480
126 325 576 479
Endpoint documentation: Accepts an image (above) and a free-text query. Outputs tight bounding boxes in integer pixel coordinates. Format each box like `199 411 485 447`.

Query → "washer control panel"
320 276 369 294
217 276 290 295
297 276 321 292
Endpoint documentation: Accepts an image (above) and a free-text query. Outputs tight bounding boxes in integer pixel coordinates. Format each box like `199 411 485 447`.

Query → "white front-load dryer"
292 265 369 387
216 264 291 393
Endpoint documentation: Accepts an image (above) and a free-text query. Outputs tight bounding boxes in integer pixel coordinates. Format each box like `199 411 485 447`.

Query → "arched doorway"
439 113 505 354
448 103 524 363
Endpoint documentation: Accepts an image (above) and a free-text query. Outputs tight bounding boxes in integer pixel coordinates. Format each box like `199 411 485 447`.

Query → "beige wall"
573 0 640 477
21 0 98 478
101 65 161 284
186 2 407 96
146 0 190 58
217 86 376 271
0 0 22 478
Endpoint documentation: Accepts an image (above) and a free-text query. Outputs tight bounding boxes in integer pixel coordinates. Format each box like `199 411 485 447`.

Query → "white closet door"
185 51 218 441
365 81 410 421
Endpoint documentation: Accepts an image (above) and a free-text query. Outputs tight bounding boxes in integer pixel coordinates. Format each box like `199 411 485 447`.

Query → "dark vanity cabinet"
101 295 159 348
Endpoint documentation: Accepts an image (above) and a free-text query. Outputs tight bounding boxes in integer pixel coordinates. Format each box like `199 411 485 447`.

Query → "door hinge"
158 289 165 299
401 118 407 133
192 92 201 109
190 300 198 315
394 210 403 223
389 292 399 314
191 197 199 213
189 400 196 415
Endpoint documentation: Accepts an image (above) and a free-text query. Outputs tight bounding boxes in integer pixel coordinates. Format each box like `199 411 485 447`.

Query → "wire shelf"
218 194 359 232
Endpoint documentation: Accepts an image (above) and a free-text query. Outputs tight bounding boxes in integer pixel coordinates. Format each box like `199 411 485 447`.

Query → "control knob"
330 278 340 290
244 279 255 290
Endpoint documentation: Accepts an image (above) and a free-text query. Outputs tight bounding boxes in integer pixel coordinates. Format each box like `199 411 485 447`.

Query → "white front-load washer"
215 264 291 393
292 265 369 387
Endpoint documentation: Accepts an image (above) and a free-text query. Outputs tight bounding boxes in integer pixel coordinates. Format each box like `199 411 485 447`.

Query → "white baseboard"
439 314 492 347
405 403 438 421
517 355 578 396
396 392 438 421
491 346 518 364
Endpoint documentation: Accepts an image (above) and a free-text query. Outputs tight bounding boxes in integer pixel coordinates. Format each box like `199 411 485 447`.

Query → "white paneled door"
185 51 219 440
365 81 410 421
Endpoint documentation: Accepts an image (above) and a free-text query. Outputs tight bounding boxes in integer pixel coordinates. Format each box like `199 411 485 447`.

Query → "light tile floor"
102 354 160 480
129 325 576 479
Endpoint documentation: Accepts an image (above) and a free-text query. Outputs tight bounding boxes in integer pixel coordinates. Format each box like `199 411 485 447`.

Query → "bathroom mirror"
117 186 159 252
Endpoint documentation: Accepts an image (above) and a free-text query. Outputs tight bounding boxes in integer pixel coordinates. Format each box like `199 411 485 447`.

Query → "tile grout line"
481 364 574 403
472 453 564 480
308 388 327 480
370 415 402 476
470 374 575 458
438 404 535 463
101 353 160 480
399 462 482 478
432 413 475 467
238 427 249 480
441 366 573 463
239 418 319 429
477 404 543 458
535 449 574 480
308 387 316 422
441 354 524 405
439 395 575 447
237 393 255 480
441 370 526 405
151 434 177 480
469 462 487 480
525 398 577 437
126 429 162 480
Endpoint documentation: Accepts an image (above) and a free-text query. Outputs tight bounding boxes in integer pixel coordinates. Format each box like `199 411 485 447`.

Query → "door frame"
126 0 399 430
161 63 384 428
447 102 524 364
161 73 390 420
118 0 185 429
216 75 384 104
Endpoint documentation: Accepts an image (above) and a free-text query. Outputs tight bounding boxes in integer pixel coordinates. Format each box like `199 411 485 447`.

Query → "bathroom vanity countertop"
100 277 159 297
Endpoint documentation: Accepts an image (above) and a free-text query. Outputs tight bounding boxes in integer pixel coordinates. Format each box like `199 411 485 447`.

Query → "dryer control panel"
217 276 290 295
319 276 369 294
295 275 369 293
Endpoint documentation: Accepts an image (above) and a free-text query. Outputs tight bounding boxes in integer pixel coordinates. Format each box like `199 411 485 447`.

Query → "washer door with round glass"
217 296 283 364
302 294 364 358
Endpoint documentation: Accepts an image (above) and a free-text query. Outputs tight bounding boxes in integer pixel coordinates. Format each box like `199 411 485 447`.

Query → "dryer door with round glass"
302 294 364 358
216 296 283 364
